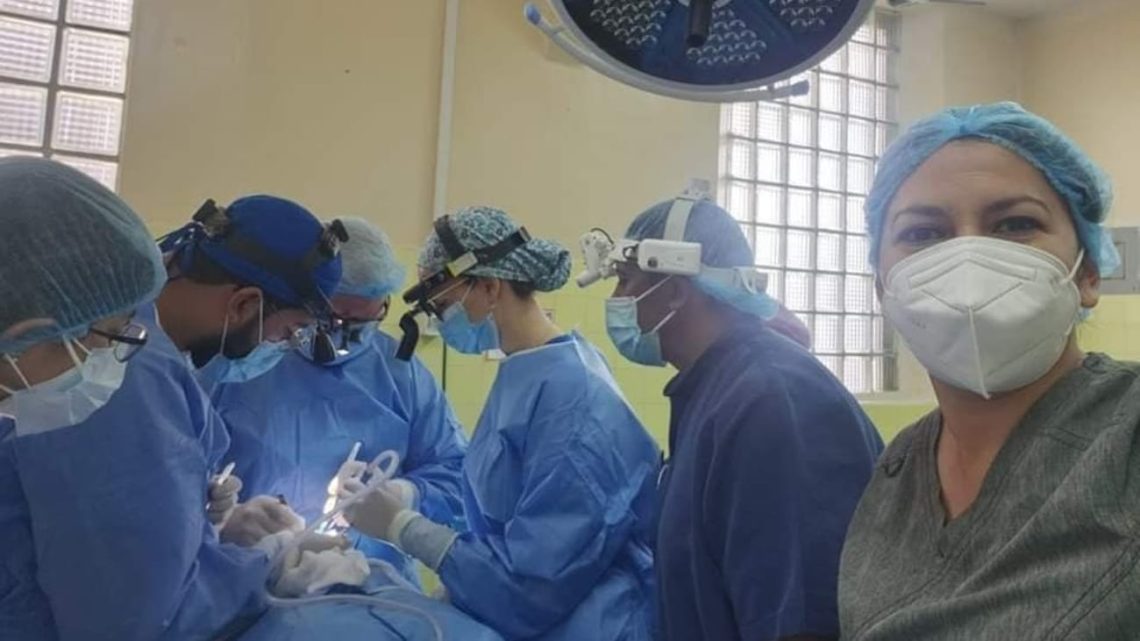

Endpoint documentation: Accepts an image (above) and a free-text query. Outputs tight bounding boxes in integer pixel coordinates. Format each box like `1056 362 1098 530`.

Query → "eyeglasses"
88 322 149 363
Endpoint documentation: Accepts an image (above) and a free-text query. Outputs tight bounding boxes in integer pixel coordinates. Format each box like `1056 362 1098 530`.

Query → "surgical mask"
0 339 128 435
196 296 288 387
438 283 499 355
882 236 1082 399
606 276 676 367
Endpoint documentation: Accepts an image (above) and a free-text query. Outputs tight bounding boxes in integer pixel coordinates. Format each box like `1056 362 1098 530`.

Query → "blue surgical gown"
210 329 467 583
656 322 883 641
0 304 270 641
437 333 660 641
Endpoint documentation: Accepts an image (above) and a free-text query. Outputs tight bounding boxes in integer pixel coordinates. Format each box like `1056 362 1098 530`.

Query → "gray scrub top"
839 354 1140 641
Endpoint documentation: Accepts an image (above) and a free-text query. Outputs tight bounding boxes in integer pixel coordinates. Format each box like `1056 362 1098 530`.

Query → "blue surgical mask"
195 296 288 388
0 339 128 435
438 283 499 355
605 276 676 367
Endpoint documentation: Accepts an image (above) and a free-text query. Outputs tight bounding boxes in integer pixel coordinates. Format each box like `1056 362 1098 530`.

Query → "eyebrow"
981 196 1053 217
891 204 944 219
889 196 1053 224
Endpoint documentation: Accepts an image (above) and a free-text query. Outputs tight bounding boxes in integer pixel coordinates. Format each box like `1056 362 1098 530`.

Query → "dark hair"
507 280 538 299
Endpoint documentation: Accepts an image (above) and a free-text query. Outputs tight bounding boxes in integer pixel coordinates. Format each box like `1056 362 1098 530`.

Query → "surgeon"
211 217 467 586
839 103 1140 639
0 158 326 640
592 193 883 641
342 206 661 641
153 194 346 537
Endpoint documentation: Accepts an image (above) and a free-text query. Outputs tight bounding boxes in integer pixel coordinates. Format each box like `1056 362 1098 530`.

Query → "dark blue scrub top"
655 323 883 641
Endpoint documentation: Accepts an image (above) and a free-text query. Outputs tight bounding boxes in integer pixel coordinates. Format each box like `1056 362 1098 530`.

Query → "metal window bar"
719 11 900 394
0 0 129 188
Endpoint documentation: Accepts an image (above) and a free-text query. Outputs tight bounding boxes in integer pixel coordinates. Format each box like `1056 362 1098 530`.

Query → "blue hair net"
336 217 406 299
0 158 165 354
625 198 779 320
165 195 343 308
419 206 571 293
867 102 1119 275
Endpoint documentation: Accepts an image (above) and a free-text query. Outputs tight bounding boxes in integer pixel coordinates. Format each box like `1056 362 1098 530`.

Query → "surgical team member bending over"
583 194 883 641
344 207 661 641
211 217 467 585
839 103 1140 639
0 158 276 640
153 194 347 544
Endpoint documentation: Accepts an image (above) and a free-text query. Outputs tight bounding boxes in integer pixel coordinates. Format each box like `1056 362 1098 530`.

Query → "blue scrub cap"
625 198 778 320
336 218 406 299
867 102 1119 275
0 158 165 354
163 195 343 309
419 206 571 293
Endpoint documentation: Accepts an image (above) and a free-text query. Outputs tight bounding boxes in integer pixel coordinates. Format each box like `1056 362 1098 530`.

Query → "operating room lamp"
524 0 877 103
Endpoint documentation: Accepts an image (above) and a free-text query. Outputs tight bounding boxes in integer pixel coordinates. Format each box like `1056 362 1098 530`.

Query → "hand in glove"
343 485 414 543
206 473 242 527
221 495 303 547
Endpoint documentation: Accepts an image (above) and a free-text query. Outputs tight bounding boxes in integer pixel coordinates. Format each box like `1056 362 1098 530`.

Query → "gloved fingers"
254 498 304 533
337 477 366 500
343 486 405 540
336 460 368 482
206 503 234 527
297 532 350 554
221 505 272 547
208 475 243 502
329 460 367 495
384 479 417 508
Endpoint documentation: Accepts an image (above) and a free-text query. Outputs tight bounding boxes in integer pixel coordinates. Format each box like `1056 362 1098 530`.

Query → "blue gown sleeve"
397 356 467 527
0 420 57 639
703 381 879 640
438 405 641 639
13 356 271 641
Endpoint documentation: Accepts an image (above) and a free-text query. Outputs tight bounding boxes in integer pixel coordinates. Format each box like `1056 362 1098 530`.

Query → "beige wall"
898 5 1022 126
1021 0 1140 225
121 0 718 249
121 0 445 241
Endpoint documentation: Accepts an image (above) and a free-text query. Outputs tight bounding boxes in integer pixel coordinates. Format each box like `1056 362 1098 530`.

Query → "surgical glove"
221 495 304 547
206 473 242 527
385 478 418 508
343 486 413 543
270 533 368 598
333 459 368 499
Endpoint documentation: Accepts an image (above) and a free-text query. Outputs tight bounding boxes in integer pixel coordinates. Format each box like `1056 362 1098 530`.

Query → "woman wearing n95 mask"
344 206 661 641
839 103 1140 640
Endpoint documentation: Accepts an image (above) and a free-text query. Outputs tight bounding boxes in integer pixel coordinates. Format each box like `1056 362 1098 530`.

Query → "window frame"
718 10 901 395
0 0 133 190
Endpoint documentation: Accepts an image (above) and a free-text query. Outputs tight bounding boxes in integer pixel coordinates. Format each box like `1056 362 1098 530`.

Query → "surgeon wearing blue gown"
602 195 883 641
343 206 661 641
0 159 296 641
211 217 467 585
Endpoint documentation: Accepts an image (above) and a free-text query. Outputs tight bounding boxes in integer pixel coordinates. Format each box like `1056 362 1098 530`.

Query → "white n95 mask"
0 340 128 435
882 236 1082 399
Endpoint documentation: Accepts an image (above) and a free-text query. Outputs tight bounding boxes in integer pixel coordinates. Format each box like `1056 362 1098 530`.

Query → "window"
719 11 900 394
0 0 133 190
